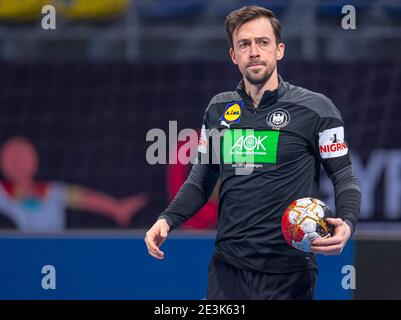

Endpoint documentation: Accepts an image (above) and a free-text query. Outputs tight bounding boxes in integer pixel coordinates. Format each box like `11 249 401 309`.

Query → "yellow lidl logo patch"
220 102 242 123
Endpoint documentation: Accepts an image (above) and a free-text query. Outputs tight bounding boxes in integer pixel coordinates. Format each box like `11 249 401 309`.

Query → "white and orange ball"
281 197 334 253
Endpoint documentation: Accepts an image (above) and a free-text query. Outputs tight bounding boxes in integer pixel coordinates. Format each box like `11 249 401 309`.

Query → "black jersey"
160 76 360 273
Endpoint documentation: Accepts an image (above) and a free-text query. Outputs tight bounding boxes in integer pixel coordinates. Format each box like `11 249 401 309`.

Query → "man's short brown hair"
225 6 282 48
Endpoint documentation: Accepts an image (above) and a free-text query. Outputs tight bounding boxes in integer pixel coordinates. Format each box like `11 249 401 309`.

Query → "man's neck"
244 71 279 107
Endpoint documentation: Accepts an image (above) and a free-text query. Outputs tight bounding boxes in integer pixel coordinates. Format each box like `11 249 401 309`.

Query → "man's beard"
245 63 276 85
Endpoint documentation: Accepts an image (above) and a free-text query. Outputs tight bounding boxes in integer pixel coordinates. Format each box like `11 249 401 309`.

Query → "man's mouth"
248 62 265 68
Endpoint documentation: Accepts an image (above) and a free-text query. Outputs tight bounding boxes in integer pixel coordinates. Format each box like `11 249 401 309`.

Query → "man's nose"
249 41 260 58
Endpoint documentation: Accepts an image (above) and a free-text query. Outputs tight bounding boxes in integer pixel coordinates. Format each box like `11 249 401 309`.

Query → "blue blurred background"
0 0 400 299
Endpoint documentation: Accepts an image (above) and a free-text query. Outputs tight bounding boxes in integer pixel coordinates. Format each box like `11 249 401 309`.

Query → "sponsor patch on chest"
222 129 280 164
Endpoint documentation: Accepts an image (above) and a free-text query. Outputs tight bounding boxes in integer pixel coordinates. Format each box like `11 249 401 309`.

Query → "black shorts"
207 256 317 300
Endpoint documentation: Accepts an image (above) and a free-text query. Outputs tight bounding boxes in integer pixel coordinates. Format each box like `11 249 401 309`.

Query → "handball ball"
281 197 334 253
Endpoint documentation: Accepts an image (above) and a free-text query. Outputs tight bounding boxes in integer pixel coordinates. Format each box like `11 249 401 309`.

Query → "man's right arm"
158 103 220 230
145 149 219 260
145 99 220 259
158 160 219 230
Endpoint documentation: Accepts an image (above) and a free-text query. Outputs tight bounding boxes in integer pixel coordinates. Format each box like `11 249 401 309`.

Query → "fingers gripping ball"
281 197 334 253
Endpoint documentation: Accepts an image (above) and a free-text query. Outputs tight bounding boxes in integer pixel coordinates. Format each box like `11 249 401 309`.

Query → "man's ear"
229 47 238 65
276 42 285 61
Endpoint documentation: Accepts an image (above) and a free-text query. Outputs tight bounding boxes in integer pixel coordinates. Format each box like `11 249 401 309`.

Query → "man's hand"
144 218 170 260
311 218 352 255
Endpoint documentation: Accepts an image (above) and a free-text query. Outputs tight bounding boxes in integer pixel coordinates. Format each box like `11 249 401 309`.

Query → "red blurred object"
166 137 218 229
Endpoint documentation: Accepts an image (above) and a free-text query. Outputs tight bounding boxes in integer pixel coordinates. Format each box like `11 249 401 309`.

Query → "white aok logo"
231 135 267 151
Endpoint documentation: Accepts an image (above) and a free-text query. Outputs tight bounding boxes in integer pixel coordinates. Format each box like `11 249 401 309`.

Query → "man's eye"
260 40 269 47
239 42 249 49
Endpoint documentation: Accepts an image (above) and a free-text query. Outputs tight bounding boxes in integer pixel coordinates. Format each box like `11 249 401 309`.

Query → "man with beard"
145 6 360 299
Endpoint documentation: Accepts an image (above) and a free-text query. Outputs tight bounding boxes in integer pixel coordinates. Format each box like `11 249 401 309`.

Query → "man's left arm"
310 96 361 255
